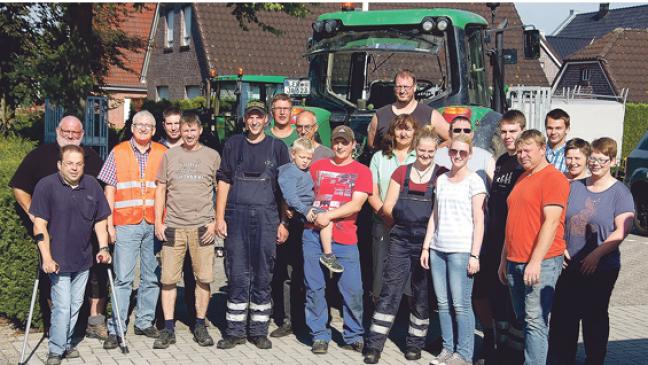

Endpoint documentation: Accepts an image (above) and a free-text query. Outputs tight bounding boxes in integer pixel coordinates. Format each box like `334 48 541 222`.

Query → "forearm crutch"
19 235 43 365
105 260 130 353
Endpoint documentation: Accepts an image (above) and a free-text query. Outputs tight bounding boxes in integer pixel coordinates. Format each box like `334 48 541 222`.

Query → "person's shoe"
341 340 364 352
430 348 453 365
217 336 246 349
364 348 381 364
46 353 62 365
249 335 272 349
134 326 160 338
86 322 108 340
320 254 344 273
404 347 421 360
153 329 176 349
192 325 214 346
311 340 329 354
270 322 293 338
63 347 80 359
103 334 120 350
444 353 472 365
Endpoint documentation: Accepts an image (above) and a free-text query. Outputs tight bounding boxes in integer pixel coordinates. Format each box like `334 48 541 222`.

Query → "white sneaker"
430 348 453 365
443 353 472 365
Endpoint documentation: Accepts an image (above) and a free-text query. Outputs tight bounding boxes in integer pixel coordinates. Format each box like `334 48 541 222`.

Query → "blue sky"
515 2 643 35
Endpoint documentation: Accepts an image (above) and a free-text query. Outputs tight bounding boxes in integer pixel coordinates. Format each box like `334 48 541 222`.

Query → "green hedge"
623 103 648 159
0 135 41 327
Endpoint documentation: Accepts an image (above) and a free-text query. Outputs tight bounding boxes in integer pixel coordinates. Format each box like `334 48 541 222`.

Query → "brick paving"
2 236 648 365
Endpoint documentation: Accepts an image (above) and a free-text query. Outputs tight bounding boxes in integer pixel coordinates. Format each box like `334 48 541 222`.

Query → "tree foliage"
227 2 311 35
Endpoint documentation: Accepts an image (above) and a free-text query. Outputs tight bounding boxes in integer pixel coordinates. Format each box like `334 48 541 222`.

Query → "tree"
227 3 311 35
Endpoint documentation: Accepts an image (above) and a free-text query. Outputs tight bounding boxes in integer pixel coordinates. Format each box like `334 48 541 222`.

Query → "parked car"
625 130 648 235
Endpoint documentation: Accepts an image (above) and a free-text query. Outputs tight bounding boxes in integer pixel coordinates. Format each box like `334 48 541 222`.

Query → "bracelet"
470 254 479 259
99 246 110 252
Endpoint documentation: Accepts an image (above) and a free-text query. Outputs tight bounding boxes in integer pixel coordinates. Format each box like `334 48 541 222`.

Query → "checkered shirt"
98 138 151 187
546 144 567 173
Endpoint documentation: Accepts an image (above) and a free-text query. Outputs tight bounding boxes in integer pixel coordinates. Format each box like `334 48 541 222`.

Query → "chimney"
596 3 610 20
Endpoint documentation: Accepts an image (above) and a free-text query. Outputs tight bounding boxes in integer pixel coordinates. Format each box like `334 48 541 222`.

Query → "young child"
278 138 343 273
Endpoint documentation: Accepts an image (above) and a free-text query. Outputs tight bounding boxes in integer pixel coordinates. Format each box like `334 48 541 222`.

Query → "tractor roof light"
209 68 217 78
341 2 355 11
312 20 324 34
237 68 244 77
421 17 435 32
437 18 448 31
324 19 340 35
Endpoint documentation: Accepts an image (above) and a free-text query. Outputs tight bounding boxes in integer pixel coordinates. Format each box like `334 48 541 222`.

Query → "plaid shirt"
98 138 151 187
546 143 567 173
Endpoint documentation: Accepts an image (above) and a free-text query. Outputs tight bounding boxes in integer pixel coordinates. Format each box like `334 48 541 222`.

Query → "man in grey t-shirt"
153 113 221 349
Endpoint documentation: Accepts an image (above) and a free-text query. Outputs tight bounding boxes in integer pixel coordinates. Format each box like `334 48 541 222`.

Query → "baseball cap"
245 100 266 116
331 125 355 143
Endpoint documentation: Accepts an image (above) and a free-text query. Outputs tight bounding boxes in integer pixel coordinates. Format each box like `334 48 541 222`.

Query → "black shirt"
483 152 524 256
29 173 111 273
9 143 104 194
217 134 290 184
374 102 433 151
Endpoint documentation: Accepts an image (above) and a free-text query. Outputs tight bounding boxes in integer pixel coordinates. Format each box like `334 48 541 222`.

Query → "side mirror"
523 29 541 59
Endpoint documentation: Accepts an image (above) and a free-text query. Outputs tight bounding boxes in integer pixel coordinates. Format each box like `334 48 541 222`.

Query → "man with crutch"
28 145 112 365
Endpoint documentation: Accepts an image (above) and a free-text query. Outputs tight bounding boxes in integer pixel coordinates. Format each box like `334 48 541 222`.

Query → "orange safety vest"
112 141 166 226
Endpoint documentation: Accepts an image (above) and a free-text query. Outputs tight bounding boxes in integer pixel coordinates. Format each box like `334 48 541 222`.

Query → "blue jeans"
507 256 563 365
302 228 364 344
430 250 474 361
108 221 160 335
49 270 89 355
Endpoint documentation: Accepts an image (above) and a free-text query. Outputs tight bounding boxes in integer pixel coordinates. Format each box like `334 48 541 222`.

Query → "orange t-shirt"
505 164 569 263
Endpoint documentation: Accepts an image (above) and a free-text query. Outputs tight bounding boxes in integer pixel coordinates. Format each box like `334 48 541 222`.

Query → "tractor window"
217 83 236 115
466 26 488 106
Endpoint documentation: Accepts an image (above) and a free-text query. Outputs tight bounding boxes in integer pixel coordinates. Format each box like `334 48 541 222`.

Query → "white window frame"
581 68 591 82
181 6 192 47
185 85 201 99
165 9 174 48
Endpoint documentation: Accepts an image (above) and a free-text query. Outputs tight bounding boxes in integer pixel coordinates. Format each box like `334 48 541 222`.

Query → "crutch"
19 234 43 365
102 253 130 354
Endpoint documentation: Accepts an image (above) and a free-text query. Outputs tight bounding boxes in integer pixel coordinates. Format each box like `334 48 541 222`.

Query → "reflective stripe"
409 314 429 326
116 181 157 190
144 199 154 206
250 302 272 311
114 199 155 209
370 324 390 335
408 326 427 337
250 314 270 322
372 312 395 323
227 301 248 310
226 313 247 321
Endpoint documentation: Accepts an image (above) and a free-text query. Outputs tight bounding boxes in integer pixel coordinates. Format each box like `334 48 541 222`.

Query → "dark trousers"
271 220 304 327
548 267 619 365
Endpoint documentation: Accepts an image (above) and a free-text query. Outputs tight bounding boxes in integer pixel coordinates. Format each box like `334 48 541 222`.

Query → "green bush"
0 135 41 327
623 103 648 159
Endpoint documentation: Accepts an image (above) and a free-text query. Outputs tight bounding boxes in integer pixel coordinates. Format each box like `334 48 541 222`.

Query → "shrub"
0 135 41 327
623 103 648 159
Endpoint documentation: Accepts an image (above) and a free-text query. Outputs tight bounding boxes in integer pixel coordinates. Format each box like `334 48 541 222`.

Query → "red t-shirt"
505 164 570 263
310 159 372 244
390 164 447 192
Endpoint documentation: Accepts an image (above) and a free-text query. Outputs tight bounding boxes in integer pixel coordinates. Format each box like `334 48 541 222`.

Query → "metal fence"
506 86 553 131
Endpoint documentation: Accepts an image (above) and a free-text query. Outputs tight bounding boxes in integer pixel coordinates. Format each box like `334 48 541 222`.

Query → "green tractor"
207 72 332 146
283 4 540 160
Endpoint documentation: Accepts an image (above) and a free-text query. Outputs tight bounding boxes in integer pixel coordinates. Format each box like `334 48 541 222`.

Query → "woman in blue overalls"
364 126 446 364
215 100 289 350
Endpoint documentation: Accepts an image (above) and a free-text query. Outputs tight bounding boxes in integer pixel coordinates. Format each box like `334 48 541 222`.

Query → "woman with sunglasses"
548 137 634 365
364 125 446 364
564 138 592 181
422 134 487 365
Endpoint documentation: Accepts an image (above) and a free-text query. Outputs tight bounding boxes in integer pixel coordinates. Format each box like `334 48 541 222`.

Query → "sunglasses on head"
452 128 472 134
449 148 469 159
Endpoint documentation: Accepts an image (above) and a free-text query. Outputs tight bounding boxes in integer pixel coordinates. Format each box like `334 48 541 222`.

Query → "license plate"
284 79 311 96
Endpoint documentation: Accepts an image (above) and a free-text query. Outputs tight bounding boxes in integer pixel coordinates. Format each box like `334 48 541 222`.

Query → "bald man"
10 115 106 338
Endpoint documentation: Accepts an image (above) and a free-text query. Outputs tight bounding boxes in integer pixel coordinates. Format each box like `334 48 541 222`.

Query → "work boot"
249 335 272 349
134 326 160 338
217 336 246 349
193 325 214 346
404 347 421 360
320 254 344 273
63 347 80 359
311 340 329 354
364 348 381 364
46 353 62 365
86 322 108 340
153 329 176 349
270 322 293 338
341 340 364 352
103 334 121 350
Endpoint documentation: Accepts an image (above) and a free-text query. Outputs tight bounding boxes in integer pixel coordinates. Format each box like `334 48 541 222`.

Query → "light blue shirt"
546 144 567 173
369 150 417 202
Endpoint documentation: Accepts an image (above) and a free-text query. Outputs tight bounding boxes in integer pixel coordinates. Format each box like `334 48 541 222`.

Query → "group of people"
9 69 635 365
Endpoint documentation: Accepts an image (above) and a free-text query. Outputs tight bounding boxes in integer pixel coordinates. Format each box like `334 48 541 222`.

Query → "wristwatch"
99 246 110 253
470 254 480 259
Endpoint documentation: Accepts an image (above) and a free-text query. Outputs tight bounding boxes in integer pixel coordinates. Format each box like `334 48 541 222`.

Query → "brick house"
142 2 548 103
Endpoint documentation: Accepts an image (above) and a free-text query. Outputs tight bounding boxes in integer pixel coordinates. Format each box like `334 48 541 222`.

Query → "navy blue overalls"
224 137 279 338
366 163 440 352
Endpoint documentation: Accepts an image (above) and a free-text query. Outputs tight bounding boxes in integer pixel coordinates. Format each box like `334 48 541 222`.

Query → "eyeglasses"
449 148 469 159
452 128 472 134
395 85 414 91
587 156 610 165
133 123 155 130
59 129 82 137
295 124 314 132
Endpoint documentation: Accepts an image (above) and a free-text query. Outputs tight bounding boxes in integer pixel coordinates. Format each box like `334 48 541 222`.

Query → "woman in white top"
421 134 487 365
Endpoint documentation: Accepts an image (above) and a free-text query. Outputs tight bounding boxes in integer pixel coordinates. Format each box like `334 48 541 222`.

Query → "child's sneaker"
320 254 344 273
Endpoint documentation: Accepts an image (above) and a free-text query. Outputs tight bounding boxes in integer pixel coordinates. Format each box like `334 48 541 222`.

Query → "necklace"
413 163 433 181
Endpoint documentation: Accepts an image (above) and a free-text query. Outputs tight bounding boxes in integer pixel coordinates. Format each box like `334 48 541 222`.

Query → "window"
181 6 192 47
466 26 488 106
185 85 201 99
581 68 591 82
164 9 174 48
157 86 169 101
